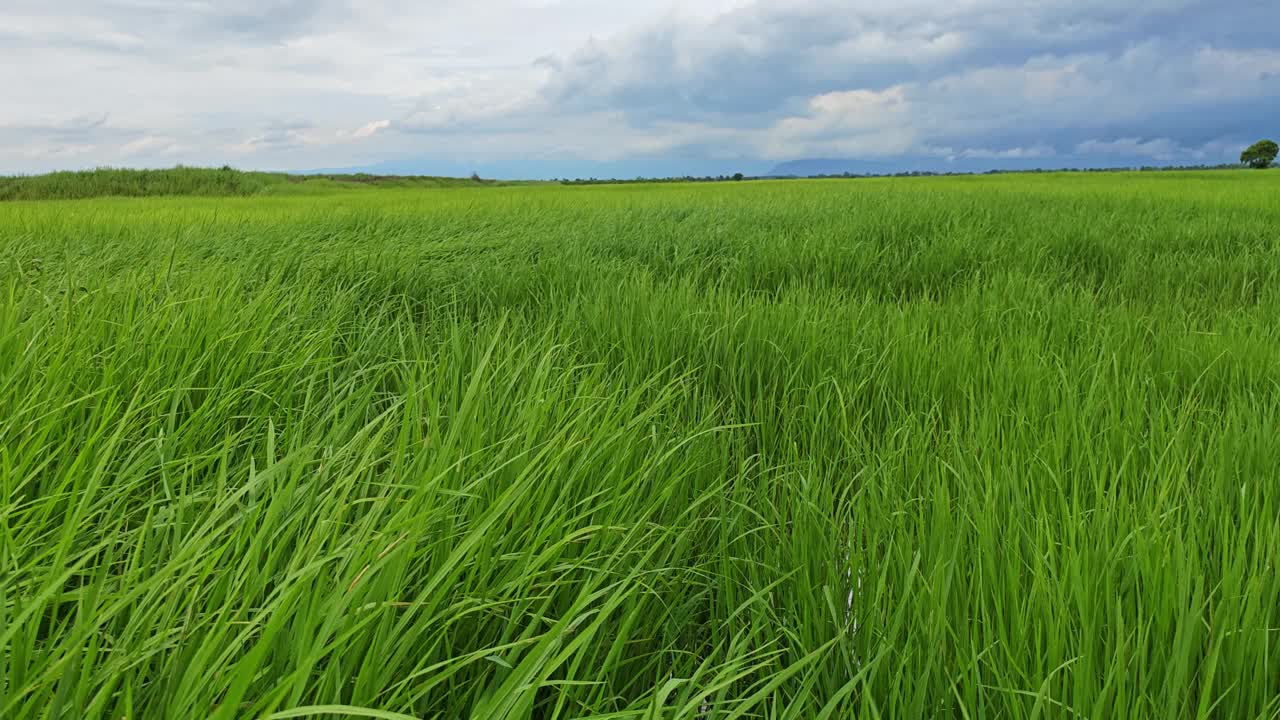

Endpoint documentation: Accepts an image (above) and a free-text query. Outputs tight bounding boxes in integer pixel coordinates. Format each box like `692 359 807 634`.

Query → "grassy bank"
0 167 507 201
2 171 1279 718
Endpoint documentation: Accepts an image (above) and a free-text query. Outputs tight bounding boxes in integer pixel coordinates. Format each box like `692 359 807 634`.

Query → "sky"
2 0 1278 178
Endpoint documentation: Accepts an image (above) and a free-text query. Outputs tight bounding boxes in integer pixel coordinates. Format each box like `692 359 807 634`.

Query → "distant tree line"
559 173 746 185
556 163 1255 186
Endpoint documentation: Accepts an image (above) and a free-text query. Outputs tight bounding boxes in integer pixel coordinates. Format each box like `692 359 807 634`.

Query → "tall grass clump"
0 167 290 201
2 170 1279 718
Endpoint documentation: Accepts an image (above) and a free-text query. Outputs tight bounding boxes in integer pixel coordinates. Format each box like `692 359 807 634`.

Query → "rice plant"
2 171 1279 718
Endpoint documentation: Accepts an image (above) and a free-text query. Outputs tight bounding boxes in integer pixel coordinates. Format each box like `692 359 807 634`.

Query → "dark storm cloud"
539 0 1228 117
531 0 1279 164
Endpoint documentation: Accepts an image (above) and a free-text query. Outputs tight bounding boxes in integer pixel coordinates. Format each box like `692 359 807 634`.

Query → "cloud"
230 123 316 154
398 74 549 134
756 87 916 159
1077 137 1182 161
936 145 1057 161
350 120 391 139
534 0 1265 121
233 118 394 153
1074 137 1243 164
17 142 99 162
120 135 186 157
1 0 1276 176
511 0 1279 171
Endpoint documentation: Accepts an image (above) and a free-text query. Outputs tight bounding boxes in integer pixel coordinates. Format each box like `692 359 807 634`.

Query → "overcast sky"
3 0 1277 177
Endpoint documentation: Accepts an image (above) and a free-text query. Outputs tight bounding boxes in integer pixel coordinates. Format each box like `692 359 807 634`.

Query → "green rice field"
2 170 1279 718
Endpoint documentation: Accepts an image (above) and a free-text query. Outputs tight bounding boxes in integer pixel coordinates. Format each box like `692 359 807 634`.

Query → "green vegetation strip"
0 167 507 202
2 171 1279 717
